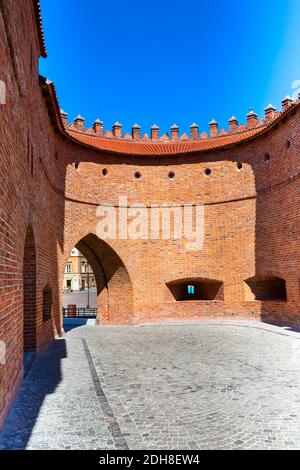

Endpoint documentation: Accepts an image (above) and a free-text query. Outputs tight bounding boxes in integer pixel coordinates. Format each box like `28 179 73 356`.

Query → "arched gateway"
74 234 133 325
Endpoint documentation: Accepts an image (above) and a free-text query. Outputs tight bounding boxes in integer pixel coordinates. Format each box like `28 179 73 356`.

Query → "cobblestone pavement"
1 320 300 450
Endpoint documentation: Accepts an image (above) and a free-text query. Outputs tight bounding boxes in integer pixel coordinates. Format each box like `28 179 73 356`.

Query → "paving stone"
0 320 300 449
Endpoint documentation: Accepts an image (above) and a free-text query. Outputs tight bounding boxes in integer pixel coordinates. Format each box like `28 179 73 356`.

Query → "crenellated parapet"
60 94 298 143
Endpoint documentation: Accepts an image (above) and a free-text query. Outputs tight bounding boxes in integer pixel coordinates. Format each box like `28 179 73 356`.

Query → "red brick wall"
51 104 300 327
23 224 37 351
0 0 60 430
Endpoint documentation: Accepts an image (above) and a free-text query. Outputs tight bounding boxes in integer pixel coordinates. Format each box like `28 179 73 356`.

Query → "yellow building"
63 248 95 291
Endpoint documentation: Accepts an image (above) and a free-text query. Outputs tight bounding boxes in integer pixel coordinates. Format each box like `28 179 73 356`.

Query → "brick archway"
23 224 37 352
75 234 133 324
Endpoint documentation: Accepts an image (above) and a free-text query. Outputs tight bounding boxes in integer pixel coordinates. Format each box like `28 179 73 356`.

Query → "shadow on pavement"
0 339 67 450
262 320 300 334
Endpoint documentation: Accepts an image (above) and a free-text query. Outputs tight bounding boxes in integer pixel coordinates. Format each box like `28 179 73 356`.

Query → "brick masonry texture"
1 0 300 431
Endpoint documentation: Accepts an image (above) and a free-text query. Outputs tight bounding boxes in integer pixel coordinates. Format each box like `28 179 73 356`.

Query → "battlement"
61 95 298 143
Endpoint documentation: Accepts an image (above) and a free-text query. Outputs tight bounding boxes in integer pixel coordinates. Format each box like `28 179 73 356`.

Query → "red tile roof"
41 77 300 157
66 126 266 156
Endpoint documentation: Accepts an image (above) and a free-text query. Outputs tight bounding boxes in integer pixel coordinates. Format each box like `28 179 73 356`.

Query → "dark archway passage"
75 234 133 324
23 224 37 352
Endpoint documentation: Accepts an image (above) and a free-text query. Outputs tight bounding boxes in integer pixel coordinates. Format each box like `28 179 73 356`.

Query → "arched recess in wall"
23 224 37 352
69 234 133 324
166 278 224 301
244 276 287 301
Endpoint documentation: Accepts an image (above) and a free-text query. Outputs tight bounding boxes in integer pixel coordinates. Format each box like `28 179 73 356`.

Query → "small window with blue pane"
187 285 195 296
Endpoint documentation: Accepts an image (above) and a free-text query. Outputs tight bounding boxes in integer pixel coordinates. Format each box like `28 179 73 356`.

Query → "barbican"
0 0 300 446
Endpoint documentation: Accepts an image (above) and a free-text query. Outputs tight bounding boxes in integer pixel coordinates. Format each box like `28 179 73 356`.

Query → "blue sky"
39 0 300 135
